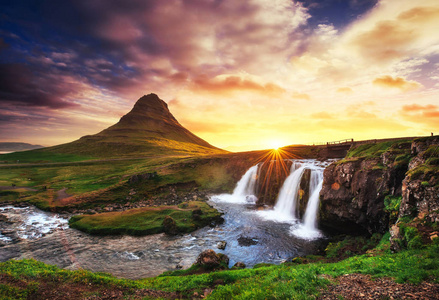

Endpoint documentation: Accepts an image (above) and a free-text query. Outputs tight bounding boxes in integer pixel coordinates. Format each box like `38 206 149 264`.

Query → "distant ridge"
44 93 227 158
0 142 43 152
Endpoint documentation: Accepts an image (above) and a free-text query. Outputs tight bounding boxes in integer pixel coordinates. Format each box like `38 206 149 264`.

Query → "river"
0 198 325 279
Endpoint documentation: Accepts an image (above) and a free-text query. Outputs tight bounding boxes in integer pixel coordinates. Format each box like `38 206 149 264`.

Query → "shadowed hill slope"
4 94 227 161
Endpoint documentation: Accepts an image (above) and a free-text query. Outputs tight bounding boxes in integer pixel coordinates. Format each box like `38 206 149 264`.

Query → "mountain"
0 142 43 153
46 93 227 158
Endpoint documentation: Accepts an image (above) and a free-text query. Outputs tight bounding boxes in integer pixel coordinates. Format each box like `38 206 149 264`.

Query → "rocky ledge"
320 137 438 236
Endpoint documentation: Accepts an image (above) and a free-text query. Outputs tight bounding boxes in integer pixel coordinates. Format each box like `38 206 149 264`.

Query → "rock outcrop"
389 137 439 251
320 140 412 234
320 136 438 237
399 137 439 222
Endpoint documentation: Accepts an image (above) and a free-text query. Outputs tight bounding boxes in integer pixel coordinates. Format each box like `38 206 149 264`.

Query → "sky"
1 0 439 151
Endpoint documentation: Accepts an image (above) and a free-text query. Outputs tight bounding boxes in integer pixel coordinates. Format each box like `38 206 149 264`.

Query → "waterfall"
212 164 260 204
213 158 330 239
302 169 324 231
232 164 259 199
290 162 325 239
272 163 306 220
256 159 328 239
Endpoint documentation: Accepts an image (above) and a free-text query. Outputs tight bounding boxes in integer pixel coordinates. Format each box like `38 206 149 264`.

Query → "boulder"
217 241 227 250
162 216 178 235
195 249 229 269
233 262 246 269
128 172 157 184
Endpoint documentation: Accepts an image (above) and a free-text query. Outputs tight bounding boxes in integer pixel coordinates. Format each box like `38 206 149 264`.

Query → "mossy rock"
163 216 178 235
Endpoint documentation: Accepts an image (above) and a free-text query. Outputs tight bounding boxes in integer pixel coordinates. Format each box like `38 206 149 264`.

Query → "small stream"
0 198 325 279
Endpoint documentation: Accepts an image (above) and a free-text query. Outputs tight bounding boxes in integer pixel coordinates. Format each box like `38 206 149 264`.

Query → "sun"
268 140 284 150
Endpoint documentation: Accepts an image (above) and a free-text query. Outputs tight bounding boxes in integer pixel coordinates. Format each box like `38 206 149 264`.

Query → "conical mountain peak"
94 93 220 150
117 93 180 128
49 93 225 157
131 93 169 114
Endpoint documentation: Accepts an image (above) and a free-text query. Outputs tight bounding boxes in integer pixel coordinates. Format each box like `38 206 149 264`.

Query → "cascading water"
302 170 324 231
290 162 325 239
232 164 259 198
272 162 306 221
257 159 329 239
215 164 260 203
216 159 333 239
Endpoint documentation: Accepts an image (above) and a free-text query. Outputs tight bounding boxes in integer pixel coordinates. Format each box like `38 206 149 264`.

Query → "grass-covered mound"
68 201 222 236
1 235 438 299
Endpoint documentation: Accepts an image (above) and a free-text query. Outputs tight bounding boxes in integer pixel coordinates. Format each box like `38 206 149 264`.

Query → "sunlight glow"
268 140 284 150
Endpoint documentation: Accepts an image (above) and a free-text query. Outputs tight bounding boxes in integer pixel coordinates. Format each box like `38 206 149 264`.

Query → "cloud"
0 0 309 108
400 104 439 127
349 20 417 63
347 4 439 64
190 75 286 96
372 75 421 91
292 92 311 101
401 104 437 112
0 64 79 108
336 87 353 94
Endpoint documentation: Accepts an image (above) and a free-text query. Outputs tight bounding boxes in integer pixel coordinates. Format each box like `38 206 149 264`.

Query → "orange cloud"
351 20 417 62
336 87 353 94
401 104 437 112
373 75 421 91
348 6 439 64
397 6 439 23
190 75 286 96
400 104 439 127
292 92 311 101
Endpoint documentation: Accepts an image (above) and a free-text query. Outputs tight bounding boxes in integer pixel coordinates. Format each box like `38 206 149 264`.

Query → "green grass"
0 149 93 163
346 140 411 159
140 239 439 299
0 152 260 210
0 234 438 299
69 201 222 236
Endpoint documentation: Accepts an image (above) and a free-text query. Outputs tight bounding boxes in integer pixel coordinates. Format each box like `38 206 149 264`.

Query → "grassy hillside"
0 144 333 212
0 152 264 211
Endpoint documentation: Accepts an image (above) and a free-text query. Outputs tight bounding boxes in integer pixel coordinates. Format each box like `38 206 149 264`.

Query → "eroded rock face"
389 137 439 251
320 144 410 234
320 137 438 237
399 137 439 222
320 159 391 234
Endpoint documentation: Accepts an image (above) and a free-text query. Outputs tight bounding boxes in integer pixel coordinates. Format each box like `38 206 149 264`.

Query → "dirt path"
319 273 439 299
56 188 72 201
